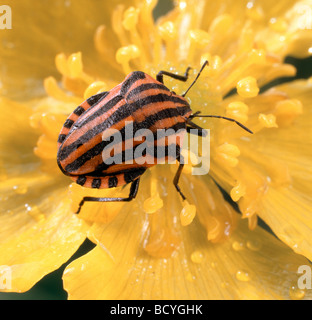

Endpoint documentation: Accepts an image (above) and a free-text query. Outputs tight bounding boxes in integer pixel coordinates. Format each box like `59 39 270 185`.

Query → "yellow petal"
0 0 134 99
0 197 87 292
258 187 312 262
63 211 312 299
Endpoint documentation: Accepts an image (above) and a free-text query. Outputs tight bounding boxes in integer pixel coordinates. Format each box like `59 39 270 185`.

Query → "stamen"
153 28 162 63
188 29 210 61
84 81 107 100
180 200 196 226
216 143 241 167
209 14 233 34
122 7 148 65
34 134 58 159
258 113 278 128
274 99 303 126
180 149 199 175
94 25 108 54
139 0 158 50
112 5 128 46
219 50 264 95
40 113 65 139
202 53 222 74
158 21 177 62
235 165 269 218
55 52 93 84
230 181 246 202
122 7 139 31
43 77 82 104
67 52 83 78
236 76 260 98
116 45 141 75
94 25 124 72
143 177 164 214
55 53 69 76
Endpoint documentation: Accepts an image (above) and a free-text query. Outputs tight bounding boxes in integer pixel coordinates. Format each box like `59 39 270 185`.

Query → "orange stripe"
127 87 171 103
149 117 184 132
61 114 135 175
75 85 121 123
132 99 181 122
125 74 160 98
57 100 92 148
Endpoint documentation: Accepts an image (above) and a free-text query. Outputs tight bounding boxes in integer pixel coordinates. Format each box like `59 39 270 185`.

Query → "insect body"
57 61 252 214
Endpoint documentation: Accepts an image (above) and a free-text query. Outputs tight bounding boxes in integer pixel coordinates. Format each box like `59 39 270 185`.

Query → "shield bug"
57 61 252 214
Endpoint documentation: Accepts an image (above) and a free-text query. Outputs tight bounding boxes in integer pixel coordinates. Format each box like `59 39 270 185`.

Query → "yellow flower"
0 0 312 300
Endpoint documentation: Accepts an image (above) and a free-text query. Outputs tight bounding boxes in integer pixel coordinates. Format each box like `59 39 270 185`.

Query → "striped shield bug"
57 61 252 214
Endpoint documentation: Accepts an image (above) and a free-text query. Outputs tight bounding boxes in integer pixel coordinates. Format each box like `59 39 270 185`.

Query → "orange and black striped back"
57 71 192 190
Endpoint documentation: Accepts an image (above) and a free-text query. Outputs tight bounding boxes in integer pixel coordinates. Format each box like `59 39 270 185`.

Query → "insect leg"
76 178 141 214
173 152 187 201
156 67 191 84
173 162 186 201
186 126 207 137
186 119 208 137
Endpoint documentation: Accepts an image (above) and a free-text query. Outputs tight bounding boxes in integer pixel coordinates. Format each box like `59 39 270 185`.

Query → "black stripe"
134 93 187 109
65 120 186 173
103 143 182 164
83 167 147 178
101 122 186 165
73 106 86 116
58 97 125 161
58 134 67 144
76 95 124 127
137 106 189 129
76 175 87 186
100 118 186 163
120 71 146 96
64 119 74 129
153 143 181 160
123 168 146 183
82 93 187 137
108 176 118 188
126 83 169 100
65 141 106 173
91 178 101 188
59 94 188 162
86 91 109 106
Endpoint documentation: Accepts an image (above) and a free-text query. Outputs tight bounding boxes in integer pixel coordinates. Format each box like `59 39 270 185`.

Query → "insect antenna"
182 60 209 97
190 113 253 134
183 61 253 134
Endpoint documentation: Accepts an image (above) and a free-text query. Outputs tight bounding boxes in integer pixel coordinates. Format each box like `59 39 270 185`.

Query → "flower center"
31 0 305 257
